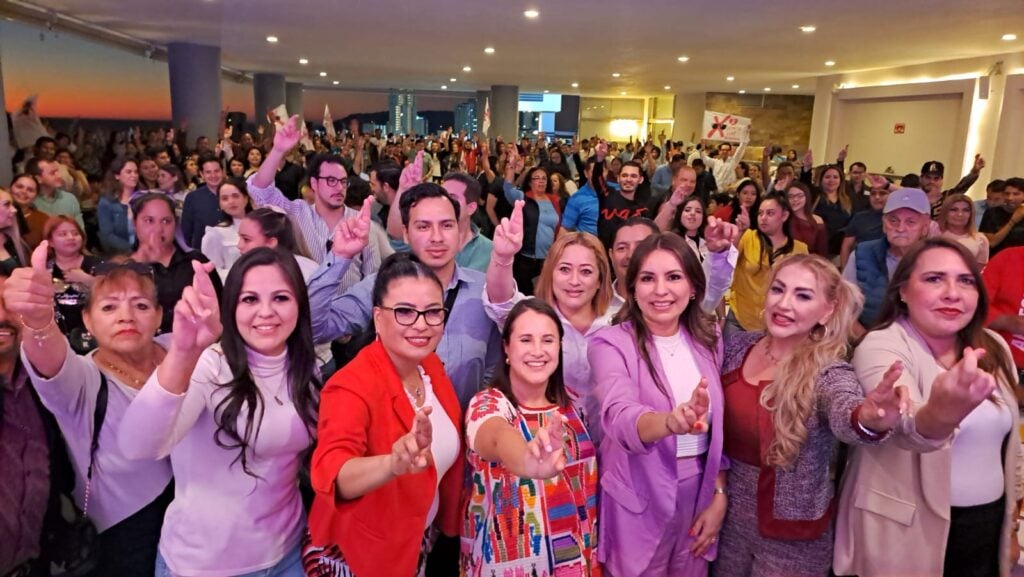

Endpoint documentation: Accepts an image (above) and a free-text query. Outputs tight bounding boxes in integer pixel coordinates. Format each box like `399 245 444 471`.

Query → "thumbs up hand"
4 241 56 329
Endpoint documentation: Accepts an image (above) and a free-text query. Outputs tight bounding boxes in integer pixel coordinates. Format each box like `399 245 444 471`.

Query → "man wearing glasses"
248 115 392 291
307 182 502 411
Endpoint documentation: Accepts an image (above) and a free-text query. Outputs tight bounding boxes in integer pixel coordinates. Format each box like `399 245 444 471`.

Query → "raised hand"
595 140 608 162
331 197 373 259
523 414 568 479
926 347 998 427
667 378 711 435
171 261 222 352
866 173 890 190
859 360 909 433
837 144 849 163
492 200 524 261
704 216 739 253
973 154 986 172
398 150 424 193
5 241 55 328
803 149 814 168
735 207 751 232
391 406 433 476
272 114 303 153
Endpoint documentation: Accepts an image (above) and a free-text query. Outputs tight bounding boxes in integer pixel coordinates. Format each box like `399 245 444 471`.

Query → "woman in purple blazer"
589 231 728 577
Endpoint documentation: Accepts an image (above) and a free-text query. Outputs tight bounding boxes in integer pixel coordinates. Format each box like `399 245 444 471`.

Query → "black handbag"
44 374 109 577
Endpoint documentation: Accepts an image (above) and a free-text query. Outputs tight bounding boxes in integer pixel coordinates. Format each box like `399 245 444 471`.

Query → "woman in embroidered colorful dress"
305 251 464 577
589 231 725 577
461 298 599 576
713 254 908 577
118 247 321 577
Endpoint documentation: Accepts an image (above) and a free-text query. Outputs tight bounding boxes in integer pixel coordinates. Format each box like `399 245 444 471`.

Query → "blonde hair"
759 253 864 469
0 188 29 268
936 193 979 237
534 231 613 317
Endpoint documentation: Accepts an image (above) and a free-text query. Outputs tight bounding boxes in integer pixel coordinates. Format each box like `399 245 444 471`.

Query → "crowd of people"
3 109 1024 577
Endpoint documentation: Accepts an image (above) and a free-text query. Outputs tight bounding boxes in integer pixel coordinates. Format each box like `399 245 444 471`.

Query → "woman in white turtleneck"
201 177 252 281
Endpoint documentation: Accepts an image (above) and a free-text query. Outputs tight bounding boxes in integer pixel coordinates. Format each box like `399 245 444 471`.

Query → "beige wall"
833 94 963 177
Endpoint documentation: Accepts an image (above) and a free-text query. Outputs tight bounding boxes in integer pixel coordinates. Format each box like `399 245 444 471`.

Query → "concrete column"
285 82 304 121
167 42 222 145
672 92 706 144
489 85 519 142
0 53 13 185
808 75 840 157
253 73 286 131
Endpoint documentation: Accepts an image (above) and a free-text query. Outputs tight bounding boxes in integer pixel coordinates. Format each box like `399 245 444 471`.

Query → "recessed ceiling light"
441 85 448 90
524 9 539 18
450 78 457 82
612 72 621 78
664 85 671 90
764 87 772 92
620 91 627 96
319 71 327 77
544 90 549 93
332 80 339 85
677 56 690 62
484 46 495 54
800 25 816 33
266 35 278 43
1004 33 1018 41
726 76 735 81
739 90 746 94
792 84 800 89
571 82 579 88
298 58 308 65
462 66 472 72
825 60 836 66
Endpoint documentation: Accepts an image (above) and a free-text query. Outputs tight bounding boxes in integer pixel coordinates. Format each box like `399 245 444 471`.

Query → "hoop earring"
812 323 830 341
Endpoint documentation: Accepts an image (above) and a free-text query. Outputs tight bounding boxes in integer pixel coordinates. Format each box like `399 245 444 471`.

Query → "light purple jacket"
589 321 727 577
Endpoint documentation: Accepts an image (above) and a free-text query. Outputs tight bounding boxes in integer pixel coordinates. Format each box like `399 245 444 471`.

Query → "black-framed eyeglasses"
314 176 349 188
93 260 155 278
378 306 448 326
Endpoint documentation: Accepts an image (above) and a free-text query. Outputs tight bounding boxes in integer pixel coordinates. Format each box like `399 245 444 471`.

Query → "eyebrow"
772 280 816 294
387 300 445 308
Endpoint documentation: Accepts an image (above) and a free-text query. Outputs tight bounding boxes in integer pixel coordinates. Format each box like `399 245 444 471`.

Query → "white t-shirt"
950 398 1012 506
652 334 709 457
416 366 459 529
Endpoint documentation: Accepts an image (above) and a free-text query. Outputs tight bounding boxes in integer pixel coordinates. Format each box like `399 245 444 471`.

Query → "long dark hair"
489 299 571 409
751 192 795 271
672 195 708 240
871 237 1016 389
727 178 761 224
244 208 313 259
213 247 321 477
217 177 253 226
613 232 718 396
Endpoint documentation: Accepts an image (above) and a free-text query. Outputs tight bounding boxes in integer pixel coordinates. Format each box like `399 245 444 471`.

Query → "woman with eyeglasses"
6 242 173 577
305 252 464 577
130 193 223 334
118 247 321 577
462 298 599 576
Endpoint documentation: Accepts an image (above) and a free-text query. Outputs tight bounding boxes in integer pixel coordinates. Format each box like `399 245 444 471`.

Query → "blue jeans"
155 542 304 577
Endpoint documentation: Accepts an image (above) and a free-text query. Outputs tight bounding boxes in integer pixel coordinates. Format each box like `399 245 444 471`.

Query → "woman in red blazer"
304 253 465 577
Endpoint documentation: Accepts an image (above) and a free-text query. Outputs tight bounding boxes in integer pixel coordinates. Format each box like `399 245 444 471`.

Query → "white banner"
323 105 336 139
702 110 751 143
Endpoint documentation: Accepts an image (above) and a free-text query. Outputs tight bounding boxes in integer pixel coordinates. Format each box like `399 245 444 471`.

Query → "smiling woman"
117 247 321 577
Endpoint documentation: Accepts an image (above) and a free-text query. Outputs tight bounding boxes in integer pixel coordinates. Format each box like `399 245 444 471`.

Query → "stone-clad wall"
706 92 815 161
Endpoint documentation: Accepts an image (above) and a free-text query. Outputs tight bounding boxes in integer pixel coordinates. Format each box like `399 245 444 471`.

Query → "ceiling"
2 0 1023 98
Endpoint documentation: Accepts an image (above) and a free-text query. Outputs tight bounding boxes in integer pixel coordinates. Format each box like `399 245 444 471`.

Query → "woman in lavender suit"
589 231 729 577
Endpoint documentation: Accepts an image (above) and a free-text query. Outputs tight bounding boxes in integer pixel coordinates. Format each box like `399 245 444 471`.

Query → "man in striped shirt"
247 115 392 292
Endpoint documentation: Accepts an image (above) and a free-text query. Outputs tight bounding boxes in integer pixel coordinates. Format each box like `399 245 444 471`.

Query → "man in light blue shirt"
560 156 601 236
307 182 501 409
29 159 84 229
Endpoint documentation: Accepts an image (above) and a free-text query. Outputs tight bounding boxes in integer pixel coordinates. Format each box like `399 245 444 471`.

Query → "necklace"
656 335 684 357
763 338 782 365
95 352 157 388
